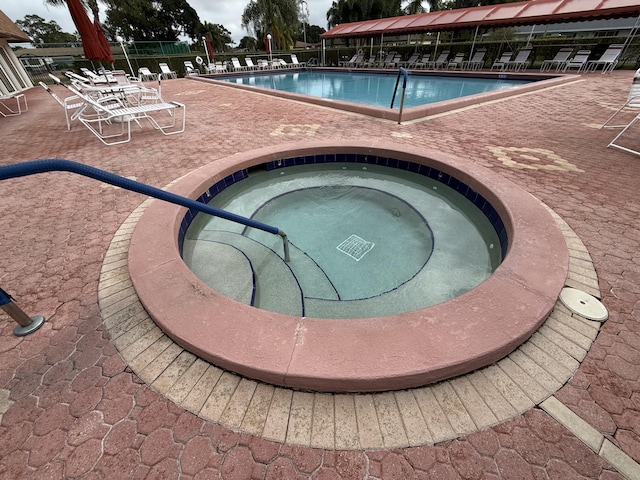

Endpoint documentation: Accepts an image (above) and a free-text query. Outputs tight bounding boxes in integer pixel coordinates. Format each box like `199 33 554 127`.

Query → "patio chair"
585 44 624 74
358 56 376 68
339 53 362 67
562 50 591 72
601 69 640 129
502 47 532 71
384 54 402 69
400 52 421 68
375 52 397 68
158 63 177 80
230 57 247 71
184 61 200 76
607 111 640 156
539 47 573 72
0 91 28 117
411 54 431 69
447 53 465 70
290 54 305 67
462 48 487 70
70 85 186 145
39 82 83 129
244 58 258 70
429 50 450 69
138 67 158 81
81 68 116 85
491 51 513 71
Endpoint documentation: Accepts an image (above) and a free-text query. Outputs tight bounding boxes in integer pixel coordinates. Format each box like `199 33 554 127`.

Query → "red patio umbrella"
94 19 115 64
205 35 215 62
66 0 112 63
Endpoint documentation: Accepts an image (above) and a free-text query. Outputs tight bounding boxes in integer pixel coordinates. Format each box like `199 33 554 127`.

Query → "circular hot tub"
128 141 568 392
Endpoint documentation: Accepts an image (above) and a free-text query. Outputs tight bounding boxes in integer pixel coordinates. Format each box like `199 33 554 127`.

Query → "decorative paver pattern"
1 72 639 478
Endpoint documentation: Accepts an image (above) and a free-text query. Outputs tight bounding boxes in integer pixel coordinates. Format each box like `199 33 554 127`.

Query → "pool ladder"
390 67 409 124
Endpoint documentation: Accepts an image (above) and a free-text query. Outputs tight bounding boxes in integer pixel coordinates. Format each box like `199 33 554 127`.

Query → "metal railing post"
0 288 45 336
390 67 409 124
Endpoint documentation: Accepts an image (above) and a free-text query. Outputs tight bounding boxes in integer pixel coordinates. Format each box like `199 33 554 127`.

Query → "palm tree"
242 0 298 50
44 0 102 23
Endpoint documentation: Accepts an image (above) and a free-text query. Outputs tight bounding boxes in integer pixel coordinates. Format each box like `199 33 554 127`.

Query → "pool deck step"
183 231 303 315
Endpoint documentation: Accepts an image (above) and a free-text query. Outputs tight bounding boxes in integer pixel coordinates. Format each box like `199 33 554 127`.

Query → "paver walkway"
0 70 639 479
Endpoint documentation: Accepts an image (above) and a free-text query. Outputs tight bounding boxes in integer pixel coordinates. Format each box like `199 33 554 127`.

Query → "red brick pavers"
0 71 638 478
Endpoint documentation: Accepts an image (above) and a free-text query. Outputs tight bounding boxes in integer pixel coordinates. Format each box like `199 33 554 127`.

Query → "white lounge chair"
540 48 573 72
69 85 185 145
462 48 486 70
244 58 258 70
585 44 624 74
40 81 83 129
491 51 513 71
184 61 200 76
400 53 421 68
81 68 116 85
562 50 591 72
138 67 158 81
0 91 28 117
447 53 465 70
429 51 450 69
411 54 430 69
230 57 247 71
502 47 532 72
290 54 305 67
158 63 177 80
601 68 640 129
339 53 362 67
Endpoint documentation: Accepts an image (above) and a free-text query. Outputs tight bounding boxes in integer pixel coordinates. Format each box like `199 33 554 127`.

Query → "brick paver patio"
0 70 639 479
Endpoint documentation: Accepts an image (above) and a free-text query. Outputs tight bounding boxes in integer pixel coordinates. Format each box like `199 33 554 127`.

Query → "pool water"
183 163 502 319
219 70 531 109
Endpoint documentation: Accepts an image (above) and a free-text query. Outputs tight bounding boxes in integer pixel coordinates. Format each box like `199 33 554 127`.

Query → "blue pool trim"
179 155 508 260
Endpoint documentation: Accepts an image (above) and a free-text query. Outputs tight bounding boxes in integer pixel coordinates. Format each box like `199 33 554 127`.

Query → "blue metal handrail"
0 159 290 261
390 67 409 125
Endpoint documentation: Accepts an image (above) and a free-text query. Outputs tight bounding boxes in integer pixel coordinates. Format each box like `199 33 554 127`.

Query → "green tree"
241 0 300 50
298 24 325 44
104 0 201 41
403 0 425 15
239 36 259 51
16 14 78 46
44 0 102 24
327 0 401 29
198 22 233 52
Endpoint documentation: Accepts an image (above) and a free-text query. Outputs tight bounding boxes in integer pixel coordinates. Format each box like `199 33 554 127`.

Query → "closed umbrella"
205 36 215 62
94 19 115 64
66 0 112 63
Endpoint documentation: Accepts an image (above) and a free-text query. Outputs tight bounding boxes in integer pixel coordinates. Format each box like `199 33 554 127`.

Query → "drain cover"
336 235 374 261
559 287 608 322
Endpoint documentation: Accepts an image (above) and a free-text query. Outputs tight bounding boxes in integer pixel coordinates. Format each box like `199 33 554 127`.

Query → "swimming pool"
218 70 531 109
198 68 577 121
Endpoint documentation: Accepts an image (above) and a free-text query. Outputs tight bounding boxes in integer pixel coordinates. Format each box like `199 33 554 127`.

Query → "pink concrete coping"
128 141 569 393
193 70 578 122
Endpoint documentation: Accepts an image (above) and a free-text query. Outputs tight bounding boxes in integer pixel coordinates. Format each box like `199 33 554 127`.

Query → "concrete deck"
1 70 639 478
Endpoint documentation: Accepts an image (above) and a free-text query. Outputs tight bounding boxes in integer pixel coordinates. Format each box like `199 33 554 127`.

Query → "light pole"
116 35 135 78
267 34 272 64
202 36 211 70
301 0 309 45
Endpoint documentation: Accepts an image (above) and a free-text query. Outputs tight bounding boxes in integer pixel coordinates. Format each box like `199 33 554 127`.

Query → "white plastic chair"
39 81 83 129
138 67 158 81
158 63 177 80
0 91 28 116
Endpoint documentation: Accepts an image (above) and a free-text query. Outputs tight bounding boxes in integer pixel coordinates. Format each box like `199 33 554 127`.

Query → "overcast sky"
3 0 332 44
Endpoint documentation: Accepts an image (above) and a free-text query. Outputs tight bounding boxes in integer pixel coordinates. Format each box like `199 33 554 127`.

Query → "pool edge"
128 140 569 393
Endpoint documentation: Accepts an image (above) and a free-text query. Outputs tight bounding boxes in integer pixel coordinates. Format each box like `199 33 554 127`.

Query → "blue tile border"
179 156 508 259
